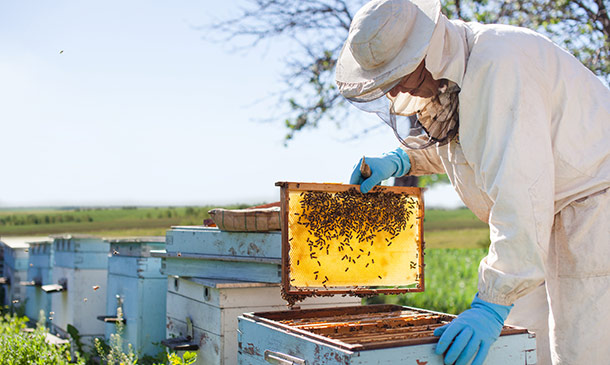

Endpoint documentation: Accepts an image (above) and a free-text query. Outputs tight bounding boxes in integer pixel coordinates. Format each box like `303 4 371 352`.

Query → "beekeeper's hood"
336 0 469 148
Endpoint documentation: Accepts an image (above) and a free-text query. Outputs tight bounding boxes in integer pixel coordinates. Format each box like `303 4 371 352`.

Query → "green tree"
210 0 609 138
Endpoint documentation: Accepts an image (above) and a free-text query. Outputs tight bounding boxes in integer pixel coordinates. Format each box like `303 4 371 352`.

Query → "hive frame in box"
241 304 530 351
276 181 425 303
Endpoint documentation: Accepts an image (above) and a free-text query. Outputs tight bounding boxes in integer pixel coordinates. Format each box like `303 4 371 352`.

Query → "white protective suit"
402 14 610 365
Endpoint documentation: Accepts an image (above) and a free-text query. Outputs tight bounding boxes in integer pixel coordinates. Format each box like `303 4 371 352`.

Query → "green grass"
0 205 251 237
367 248 487 314
424 228 490 249
423 208 488 231
0 206 490 245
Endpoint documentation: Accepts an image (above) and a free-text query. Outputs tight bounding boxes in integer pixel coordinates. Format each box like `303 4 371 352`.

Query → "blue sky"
0 0 463 208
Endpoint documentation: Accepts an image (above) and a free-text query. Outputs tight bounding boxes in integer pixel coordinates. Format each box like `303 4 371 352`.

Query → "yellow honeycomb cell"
286 187 422 289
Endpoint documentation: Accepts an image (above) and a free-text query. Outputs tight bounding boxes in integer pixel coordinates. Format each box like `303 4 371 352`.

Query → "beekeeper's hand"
349 148 411 193
433 294 512 365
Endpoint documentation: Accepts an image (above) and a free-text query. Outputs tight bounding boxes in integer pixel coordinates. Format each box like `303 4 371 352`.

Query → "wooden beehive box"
238 305 537 364
47 235 108 347
101 237 167 357
158 227 282 283
24 239 54 326
165 276 361 365
0 237 33 308
157 225 362 365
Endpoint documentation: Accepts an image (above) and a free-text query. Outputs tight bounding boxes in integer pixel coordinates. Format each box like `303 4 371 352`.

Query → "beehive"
0 237 35 308
158 226 282 283
100 237 166 357
47 234 108 347
157 226 361 365
24 239 54 326
239 305 537 364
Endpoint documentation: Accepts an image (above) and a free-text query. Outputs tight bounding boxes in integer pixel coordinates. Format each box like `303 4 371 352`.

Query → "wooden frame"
276 181 425 300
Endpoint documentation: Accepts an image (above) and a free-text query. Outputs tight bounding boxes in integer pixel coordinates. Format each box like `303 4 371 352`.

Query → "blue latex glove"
349 148 411 193
434 294 513 365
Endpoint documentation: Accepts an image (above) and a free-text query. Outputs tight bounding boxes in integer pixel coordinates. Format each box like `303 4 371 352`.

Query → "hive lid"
276 182 424 305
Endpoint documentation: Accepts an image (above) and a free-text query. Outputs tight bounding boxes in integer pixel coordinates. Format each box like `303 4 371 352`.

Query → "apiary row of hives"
0 235 167 356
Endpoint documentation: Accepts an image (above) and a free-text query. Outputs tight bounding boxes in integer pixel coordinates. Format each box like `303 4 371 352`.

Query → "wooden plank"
166 227 281 258
238 316 353 365
161 257 281 284
280 184 291 302
107 256 165 278
245 304 404 321
154 251 281 265
351 332 537 364
54 251 109 270
275 181 422 195
188 277 280 289
167 277 362 309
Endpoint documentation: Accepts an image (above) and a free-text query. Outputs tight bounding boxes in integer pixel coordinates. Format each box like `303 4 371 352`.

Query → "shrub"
0 312 84 364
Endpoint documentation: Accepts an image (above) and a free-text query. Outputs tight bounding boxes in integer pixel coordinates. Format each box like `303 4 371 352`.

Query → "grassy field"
0 206 489 249
0 205 249 237
366 248 487 314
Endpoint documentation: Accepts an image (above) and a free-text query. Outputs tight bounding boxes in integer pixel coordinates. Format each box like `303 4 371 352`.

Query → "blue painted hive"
160 226 282 283
156 226 361 365
24 238 54 325
46 234 109 347
100 236 166 357
0 237 36 308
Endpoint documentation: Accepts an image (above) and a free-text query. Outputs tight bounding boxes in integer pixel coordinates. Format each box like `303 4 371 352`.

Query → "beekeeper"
336 0 610 364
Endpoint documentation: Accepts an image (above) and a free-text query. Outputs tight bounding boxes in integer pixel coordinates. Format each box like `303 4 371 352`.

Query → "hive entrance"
276 182 424 304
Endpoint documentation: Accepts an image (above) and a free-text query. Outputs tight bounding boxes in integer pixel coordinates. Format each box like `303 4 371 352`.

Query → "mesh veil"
348 80 460 149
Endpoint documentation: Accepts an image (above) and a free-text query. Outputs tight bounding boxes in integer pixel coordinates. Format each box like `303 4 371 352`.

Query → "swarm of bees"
294 188 417 271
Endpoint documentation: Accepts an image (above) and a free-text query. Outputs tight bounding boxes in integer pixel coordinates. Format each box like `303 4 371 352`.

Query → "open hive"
276 182 425 304
243 304 529 351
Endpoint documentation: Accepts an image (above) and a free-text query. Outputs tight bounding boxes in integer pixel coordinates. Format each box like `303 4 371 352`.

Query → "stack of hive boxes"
100 236 167 357
24 238 54 325
45 234 109 346
0 237 35 308
153 226 361 365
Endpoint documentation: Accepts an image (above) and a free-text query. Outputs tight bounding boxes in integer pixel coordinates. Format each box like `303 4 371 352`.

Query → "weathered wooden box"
0 237 32 307
160 227 282 283
24 239 54 325
47 235 108 346
238 305 537 364
165 277 361 365
101 237 167 357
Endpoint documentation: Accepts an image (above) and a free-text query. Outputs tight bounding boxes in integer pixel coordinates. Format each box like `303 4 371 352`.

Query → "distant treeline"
0 214 94 226
0 205 250 227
